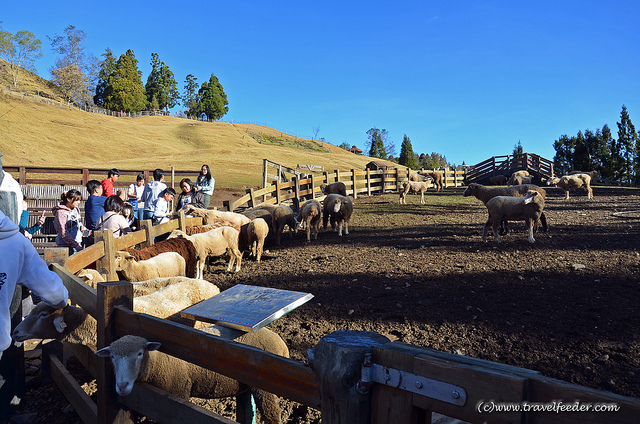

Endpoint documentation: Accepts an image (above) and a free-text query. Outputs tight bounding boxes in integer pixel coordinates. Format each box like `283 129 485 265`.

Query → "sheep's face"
13 303 65 342
523 191 539 204
462 184 477 197
546 178 560 186
333 199 343 213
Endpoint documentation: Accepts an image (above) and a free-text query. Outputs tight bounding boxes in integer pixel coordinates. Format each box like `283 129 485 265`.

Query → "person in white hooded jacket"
140 168 167 220
0 209 69 357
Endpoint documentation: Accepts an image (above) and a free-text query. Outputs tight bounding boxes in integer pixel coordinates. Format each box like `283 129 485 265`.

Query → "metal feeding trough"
180 284 314 333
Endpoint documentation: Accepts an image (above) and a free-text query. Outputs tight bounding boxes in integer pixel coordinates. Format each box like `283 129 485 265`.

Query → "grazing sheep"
95 332 287 424
247 218 269 261
124 237 198 279
463 183 548 233
482 190 545 244
115 251 186 282
272 204 297 245
323 194 353 236
297 200 322 242
180 204 250 228
399 180 432 204
320 181 347 197
168 228 242 277
488 175 508 185
508 175 533 186
547 174 593 199
507 170 530 186
418 170 443 191
12 277 220 346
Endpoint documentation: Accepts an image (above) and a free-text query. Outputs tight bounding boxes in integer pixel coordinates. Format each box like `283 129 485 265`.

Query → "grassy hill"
0 60 399 189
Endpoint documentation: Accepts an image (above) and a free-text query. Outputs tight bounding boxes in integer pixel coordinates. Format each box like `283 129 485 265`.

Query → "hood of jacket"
0 209 19 240
52 202 72 214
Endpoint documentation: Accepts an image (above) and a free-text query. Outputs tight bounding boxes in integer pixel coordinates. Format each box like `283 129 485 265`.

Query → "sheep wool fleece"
0 210 69 354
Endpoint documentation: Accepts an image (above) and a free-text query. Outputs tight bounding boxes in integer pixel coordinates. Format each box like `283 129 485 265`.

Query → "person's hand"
37 215 46 226
24 232 32 240
22 200 29 209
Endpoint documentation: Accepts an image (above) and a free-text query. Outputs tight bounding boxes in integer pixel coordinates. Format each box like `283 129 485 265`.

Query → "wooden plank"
48 353 98 424
68 243 105 274
113 307 322 409
50 263 98 317
44 247 69 269
95 231 117 281
113 229 147 252
65 342 98 378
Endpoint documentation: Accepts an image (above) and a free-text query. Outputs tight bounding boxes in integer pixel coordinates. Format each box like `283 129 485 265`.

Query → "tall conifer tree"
399 134 418 169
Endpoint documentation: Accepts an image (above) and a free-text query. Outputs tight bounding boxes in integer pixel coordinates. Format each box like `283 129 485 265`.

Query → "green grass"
248 131 331 153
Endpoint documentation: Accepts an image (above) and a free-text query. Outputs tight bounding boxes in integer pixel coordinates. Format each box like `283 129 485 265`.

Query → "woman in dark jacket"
175 178 206 211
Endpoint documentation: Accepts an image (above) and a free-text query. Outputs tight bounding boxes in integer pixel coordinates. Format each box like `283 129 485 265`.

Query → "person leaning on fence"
152 187 176 225
52 189 89 255
101 168 120 197
175 178 206 212
94 195 131 238
196 164 214 209
84 180 106 231
18 198 45 240
127 173 145 221
141 169 167 220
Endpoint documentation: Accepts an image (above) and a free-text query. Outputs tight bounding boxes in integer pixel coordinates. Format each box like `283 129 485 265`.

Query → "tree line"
0 24 228 120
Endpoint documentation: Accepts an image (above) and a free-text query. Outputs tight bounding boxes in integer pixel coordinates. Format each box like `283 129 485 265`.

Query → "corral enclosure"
12 185 640 423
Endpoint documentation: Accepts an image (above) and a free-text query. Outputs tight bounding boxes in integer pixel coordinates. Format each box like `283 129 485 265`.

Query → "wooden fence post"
310 174 316 199
394 168 399 192
95 230 117 281
178 210 187 232
335 169 340 183
97 282 134 424
351 169 357 199
366 169 371 196
323 171 329 186
82 169 89 186
140 219 154 247
293 176 300 211
308 330 390 424
249 188 256 208
44 247 69 270
19 166 26 185
275 181 282 204
381 170 386 194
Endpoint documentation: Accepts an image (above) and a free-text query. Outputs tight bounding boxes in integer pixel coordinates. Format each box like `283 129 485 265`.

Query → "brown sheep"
272 204 297 245
547 174 593 199
320 182 347 197
508 175 533 186
507 170 530 185
418 171 443 191
298 200 322 242
488 175 508 185
247 218 269 261
125 237 198 279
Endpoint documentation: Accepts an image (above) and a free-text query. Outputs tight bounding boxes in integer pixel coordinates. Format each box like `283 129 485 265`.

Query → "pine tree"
366 127 387 159
103 49 147 112
552 134 575 175
182 74 199 118
145 53 179 112
93 48 116 107
595 125 614 178
398 134 418 169
572 131 589 171
616 105 638 183
196 74 228 120
512 140 523 156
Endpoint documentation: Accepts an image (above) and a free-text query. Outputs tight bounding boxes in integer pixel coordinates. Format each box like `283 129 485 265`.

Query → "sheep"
488 175 508 185
507 170 530 186
272 204 297 245
399 180 432 204
463 183 548 233
297 200 322 242
180 204 250 228
124 237 198 279
75 268 106 288
320 181 347 197
115 251 186 282
12 277 220 346
323 194 353 236
418 170 443 191
168 227 242 278
568 170 600 181
185 221 241 235
547 174 593 199
482 190 545 244
508 175 533 186
246 218 269 261
95 331 287 424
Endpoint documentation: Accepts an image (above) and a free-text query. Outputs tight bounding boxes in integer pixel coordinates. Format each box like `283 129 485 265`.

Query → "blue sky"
3 1 639 166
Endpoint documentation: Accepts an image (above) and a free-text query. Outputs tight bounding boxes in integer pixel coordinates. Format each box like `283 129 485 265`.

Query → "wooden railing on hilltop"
464 153 554 184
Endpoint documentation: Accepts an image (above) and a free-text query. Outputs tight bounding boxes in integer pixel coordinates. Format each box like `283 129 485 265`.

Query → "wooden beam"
48 353 98 424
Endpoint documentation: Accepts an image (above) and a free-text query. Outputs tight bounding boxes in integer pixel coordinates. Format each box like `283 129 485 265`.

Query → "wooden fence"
464 153 555 184
22 212 639 424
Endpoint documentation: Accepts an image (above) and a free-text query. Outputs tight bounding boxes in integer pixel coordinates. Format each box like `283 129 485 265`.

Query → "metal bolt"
452 391 460 399
384 373 391 381
415 381 423 389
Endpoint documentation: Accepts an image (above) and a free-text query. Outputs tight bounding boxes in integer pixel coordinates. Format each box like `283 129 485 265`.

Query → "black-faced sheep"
272 204 297 245
297 200 322 242
124 237 198 279
399 180 432 204
320 181 347 197
547 174 593 199
488 175 508 185
322 194 353 236
463 183 548 233
418 170 443 191
180 204 250 228
95 331 288 424
168 227 242 277
482 190 545 244
247 217 269 261
115 251 186 282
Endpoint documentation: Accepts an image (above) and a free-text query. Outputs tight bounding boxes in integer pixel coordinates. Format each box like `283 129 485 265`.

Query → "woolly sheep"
180 204 250 228
568 170 600 181
124 237 198 279
323 194 353 236
418 170 443 191
507 170 530 186
482 190 545 244
547 174 593 199
297 200 322 242
247 218 269 261
463 183 548 233
508 175 533 186
168 227 242 278
115 251 186 282
75 269 106 288
399 180 432 204
272 204 297 245
185 221 241 235
320 181 347 197
95 332 286 424
488 175 508 185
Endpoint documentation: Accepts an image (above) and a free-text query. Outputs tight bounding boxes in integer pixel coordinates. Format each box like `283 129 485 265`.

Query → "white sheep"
247 217 269 261
75 268 106 288
482 190 545 244
168 227 242 278
508 175 533 186
547 174 594 199
399 180 432 204
323 194 353 236
95 330 289 424
180 204 251 228
297 200 322 242
115 251 186 282
272 204 297 245
507 170 530 186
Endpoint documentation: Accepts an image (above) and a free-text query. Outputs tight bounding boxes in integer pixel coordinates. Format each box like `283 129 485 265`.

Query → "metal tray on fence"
180 284 314 332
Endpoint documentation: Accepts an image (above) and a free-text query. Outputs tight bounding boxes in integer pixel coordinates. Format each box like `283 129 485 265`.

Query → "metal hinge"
358 354 467 406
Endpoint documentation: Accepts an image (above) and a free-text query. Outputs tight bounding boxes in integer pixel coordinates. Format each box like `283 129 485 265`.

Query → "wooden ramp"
465 153 554 185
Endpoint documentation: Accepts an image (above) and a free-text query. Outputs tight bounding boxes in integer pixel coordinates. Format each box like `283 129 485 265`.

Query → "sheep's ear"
94 347 111 357
53 316 67 333
146 342 161 351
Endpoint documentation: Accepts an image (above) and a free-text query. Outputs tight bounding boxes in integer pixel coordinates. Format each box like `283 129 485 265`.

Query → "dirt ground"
8 185 640 423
